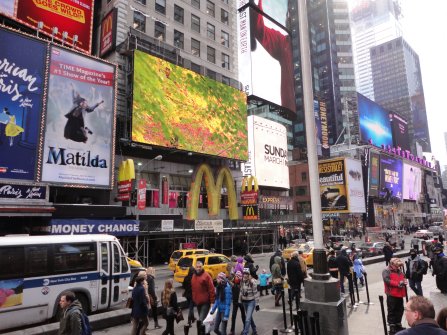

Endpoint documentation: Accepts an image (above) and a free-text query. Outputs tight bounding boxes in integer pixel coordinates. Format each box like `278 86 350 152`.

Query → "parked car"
359 241 385 258
414 230 434 240
428 225 445 235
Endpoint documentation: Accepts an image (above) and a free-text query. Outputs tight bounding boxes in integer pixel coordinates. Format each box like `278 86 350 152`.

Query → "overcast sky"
399 1 447 168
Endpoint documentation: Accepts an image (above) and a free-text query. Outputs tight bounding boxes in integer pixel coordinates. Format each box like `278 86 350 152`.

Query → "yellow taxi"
173 253 231 283
127 257 143 268
168 249 209 272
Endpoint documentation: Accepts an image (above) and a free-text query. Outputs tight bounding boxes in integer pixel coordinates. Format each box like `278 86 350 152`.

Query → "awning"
0 205 55 217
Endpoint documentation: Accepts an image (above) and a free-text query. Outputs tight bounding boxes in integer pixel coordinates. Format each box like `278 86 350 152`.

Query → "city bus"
0 234 131 331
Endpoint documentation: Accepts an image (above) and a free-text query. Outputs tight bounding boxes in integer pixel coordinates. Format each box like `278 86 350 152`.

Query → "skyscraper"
370 36 431 152
350 0 403 101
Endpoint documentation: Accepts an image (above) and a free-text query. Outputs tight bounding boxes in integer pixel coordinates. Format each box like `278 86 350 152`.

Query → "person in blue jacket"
211 272 232 335
258 269 272 296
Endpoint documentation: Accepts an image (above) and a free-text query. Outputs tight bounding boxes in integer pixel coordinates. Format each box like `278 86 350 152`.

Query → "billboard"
238 0 290 30
358 93 393 147
0 0 15 16
243 115 289 188
0 28 47 181
379 155 403 202
132 50 247 160
390 113 410 151
41 46 116 188
16 0 94 54
99 8 118 57
238 6 296 114
402 163 421 201
319 159 347 212
368 151 380 197
314 98 330 157
345 158 366 213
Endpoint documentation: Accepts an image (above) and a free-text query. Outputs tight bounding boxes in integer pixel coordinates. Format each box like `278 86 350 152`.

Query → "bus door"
111 241 129 305
98 242 112 309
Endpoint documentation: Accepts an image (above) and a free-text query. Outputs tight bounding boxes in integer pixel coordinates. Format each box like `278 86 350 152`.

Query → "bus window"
0 247 24 280
54 243 96 274
101 244 108 272
113 243 120 273
26 246 49 277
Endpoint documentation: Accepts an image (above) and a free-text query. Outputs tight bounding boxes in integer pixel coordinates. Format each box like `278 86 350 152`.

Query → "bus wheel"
77 293 90 315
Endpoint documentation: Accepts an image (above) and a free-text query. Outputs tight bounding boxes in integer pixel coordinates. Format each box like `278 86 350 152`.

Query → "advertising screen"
132 50 247 160
319 159 348 212
358 93 393 147
238 7 295 114
402 163 421 201
390 113 410 151
379 155 403 202
314 98 329 157
368 151 380 197
16 0 94 54
345 158 366 213
244 115 289 188
0 28 47 181
41 46 116 188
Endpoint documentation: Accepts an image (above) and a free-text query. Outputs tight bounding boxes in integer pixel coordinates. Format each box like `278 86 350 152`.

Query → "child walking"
258 269 271 296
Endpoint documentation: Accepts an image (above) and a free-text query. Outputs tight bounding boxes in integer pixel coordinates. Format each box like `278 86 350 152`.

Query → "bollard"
353 272 360 302
288 288 294 328
281 288 288 329
273 329 279 335
293 314 299 335
364 272 371 304
309 315 316 335
313 312 321 335
184 325 190 335
302 310 310 335
297 310 305 335
379 295 388 335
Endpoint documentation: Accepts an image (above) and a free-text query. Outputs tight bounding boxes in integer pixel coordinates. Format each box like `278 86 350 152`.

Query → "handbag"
273 277 283 285
126 297 133 309
175 309 184 323
166 306 175 317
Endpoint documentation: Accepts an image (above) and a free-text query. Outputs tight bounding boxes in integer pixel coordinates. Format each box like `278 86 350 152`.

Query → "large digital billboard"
132 50 247 160
242 115 289 188
238 0 290 30
345 158 366 213
238 6 296 114
390 113 410 151
402 163 421 201
319 159 347 212
368 151 380 197
358 93 393 147
10 0 94 54
0 28 47 181
379 155 403 203
41 46 116 188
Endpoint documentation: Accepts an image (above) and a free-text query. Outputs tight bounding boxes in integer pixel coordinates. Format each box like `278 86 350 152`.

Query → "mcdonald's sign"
100 8 117 57
117 159 135 201
241 176 259 192
243 205 259 220
186 164 238 220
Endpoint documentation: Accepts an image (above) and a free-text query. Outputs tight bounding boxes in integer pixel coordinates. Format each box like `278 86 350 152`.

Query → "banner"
41 46 116 188
0 183 47 200
161 219 174 232
345 158 366 213
314 98 330 157
99 8 118 57
402 163 421 201
319 159 347 212
0 28 47 181
137 179 146 210
47 219 139 236
195 219 223 232
16 0 94 54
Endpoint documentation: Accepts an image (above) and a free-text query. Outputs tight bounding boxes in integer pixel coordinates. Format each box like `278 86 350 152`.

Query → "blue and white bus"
0 234 131 331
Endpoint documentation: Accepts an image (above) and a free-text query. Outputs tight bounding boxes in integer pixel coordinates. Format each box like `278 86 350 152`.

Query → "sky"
399 1 447 169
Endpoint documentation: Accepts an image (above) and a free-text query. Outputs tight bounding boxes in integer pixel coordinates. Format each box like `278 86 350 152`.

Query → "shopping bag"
203 310 216 334
176 309 184 324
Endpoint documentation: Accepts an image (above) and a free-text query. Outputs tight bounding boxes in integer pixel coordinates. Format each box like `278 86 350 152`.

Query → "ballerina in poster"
2 107 24 146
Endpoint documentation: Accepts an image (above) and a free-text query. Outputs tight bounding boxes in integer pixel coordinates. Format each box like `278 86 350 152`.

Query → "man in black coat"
287 251 304 311
269 249 286 276
336 249 353 297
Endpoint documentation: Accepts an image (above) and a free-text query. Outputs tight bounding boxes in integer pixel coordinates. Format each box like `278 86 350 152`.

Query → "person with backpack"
405 248 428 296
58 290 90 335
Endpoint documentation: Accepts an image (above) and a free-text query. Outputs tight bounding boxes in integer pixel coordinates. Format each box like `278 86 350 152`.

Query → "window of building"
174 30 184 49
207 23 215 40
191 14 200 33
174 4 184 24
301 172 307 181
206 68 216 80
135 0 146 4
154 21 166 41
295 187 306 196
191 62 201 73
192 0 200 9
222 75 230 85
221 30 229 47
207 46 216 63
206 0 215 17
155 0 166 14
133 11 146 32
222 0 228 4
221 53 229 69
221 8 229 25
191 38 200 57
